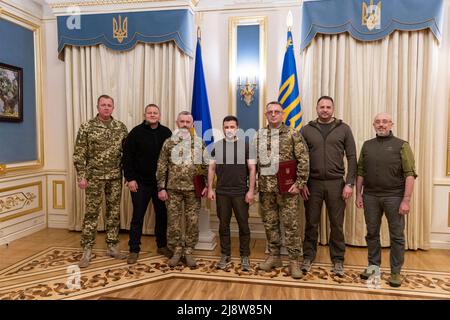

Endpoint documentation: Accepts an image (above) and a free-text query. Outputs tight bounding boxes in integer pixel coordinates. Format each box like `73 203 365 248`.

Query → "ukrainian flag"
191 32 214 146
278 31 303 130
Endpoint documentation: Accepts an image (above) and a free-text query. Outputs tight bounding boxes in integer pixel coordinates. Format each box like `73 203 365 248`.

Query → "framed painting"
0 9 43 174
0 62 23 122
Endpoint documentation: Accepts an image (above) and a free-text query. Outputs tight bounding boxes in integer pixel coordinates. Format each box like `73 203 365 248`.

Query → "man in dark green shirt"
355 112 417 287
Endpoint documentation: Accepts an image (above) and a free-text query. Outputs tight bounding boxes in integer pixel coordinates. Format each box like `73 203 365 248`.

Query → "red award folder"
193 175 206 198
277 160 297 194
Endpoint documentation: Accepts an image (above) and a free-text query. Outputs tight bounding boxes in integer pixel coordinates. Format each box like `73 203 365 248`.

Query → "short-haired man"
156 111 207 268
300 96 357 276
208 115 256 271
122 104 172 264
73 94 129 268
255 101 309 279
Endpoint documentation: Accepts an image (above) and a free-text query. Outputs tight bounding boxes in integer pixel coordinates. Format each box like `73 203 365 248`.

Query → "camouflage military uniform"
255 123 309 260
156 133 207 255
73 115 128 249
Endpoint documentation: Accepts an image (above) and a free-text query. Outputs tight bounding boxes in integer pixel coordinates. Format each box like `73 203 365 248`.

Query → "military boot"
289 260 303 279
78 248 92 268
106 245 127 259
168 251 182 267
127 252 139 264
157 246 173 258
258 255 282 271
184 254 197 268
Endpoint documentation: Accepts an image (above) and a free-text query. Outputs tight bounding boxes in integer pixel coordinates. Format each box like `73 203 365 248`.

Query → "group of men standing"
73 94 416 288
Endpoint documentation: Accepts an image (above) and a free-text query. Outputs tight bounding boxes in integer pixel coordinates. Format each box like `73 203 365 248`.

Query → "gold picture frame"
0 9 44 175
228 16 267 128
447 89 450 176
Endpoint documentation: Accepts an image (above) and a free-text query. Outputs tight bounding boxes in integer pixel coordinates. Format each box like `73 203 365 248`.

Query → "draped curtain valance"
300 0 444 51
57 9 194 60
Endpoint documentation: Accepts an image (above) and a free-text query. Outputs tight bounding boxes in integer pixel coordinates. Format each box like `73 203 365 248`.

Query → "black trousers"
216 194 250 257
128 182 168 253
303 178 346 263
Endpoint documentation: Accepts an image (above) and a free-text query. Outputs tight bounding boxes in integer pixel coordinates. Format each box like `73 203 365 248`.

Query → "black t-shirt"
211 139 252 196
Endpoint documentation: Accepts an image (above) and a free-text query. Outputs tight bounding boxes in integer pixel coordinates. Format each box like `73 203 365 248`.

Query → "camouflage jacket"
156 132 207 191
254 123 309 192
73 115 128 180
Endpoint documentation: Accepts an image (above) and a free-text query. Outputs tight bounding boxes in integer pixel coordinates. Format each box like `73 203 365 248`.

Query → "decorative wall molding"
0 8 44 174
0 170 65 183
47 0 194 8
447 88 450 175
48 0 197 15
1 0 44 21
433 179 450 186
0 181 42 222
228 16 267 129
52 180 65 210
196 0 301 12
430 232 450 250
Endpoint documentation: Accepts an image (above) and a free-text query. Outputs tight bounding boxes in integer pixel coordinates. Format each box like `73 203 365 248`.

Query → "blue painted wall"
0 18 37 163
236 25 259 134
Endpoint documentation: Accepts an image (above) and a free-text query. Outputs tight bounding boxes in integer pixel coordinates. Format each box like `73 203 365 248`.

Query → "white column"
195 200 217 250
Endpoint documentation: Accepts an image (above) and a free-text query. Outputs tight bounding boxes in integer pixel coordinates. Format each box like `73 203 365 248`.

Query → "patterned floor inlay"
0 247 142 283
0 247 449 300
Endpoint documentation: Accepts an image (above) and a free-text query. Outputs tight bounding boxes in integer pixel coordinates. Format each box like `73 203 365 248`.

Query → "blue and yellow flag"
191 34 214 146
278 31 303 131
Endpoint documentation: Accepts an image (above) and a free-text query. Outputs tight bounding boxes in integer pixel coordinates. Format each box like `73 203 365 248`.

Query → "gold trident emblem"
113 15 128 43
362 0 381 31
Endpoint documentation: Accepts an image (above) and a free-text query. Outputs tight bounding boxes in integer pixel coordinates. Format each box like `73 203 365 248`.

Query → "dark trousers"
216 194 250 257
128 183 168 253
363 194 405 274
303 179 346 263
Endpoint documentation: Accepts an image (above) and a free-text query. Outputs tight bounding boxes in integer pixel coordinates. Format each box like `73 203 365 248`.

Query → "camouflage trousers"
80 178 122 249
166 190 201 255
259 192 302 260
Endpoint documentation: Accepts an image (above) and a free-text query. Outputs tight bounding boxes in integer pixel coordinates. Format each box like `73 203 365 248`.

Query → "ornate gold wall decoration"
448 193 450 228
48 0 196 9
228 16 267 128
0 181 42 222
447 89 450 176
0 10 44 175
0 193 36 214
52 180 65 210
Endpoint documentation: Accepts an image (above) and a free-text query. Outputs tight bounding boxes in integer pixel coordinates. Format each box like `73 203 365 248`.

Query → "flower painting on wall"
0 62 23 122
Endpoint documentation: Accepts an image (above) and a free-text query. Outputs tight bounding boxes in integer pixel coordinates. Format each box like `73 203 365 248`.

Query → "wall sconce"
238 76 257 107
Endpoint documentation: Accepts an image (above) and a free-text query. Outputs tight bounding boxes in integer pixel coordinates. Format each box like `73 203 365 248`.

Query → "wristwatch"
346 183 354 188
158 187 166 192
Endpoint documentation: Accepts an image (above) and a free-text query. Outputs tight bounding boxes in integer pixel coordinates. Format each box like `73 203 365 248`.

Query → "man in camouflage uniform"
156 111 207 268
73 94 128 268
255 101 309 279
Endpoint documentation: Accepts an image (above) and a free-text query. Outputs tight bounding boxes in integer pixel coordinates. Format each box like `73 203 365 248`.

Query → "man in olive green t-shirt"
355 112 417 288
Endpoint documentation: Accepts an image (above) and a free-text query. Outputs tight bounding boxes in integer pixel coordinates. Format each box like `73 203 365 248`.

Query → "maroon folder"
277 160 297 194
193 175 206 198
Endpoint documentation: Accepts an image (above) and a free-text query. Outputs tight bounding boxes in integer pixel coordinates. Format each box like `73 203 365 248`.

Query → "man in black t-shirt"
207 115 256 271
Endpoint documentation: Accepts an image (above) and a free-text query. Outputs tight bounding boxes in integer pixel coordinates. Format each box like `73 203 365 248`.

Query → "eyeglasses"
374 119 392 125
266 110 283 116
